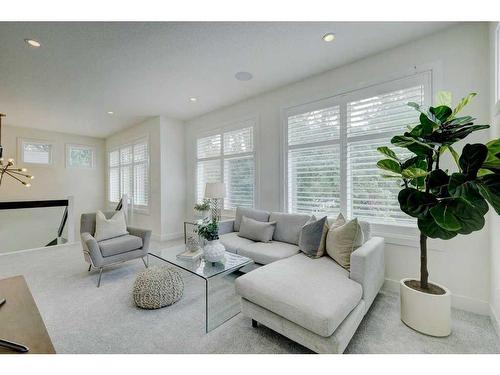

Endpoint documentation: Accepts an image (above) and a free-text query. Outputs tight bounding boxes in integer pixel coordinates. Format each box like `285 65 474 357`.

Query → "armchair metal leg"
142 256 148 268
97 268 103 288
252 319 258 328
88 264 92 272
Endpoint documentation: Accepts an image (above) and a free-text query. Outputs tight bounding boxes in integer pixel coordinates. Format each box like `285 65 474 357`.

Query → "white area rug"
0 242 498 354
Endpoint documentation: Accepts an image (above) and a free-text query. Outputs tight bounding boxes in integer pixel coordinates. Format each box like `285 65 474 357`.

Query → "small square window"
66 144 95 168
20 139 53 165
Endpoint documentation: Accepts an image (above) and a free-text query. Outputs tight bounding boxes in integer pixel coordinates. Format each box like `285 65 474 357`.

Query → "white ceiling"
0 22 456 138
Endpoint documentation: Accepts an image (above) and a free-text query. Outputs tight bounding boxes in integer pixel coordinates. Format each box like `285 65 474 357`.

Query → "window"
196 122 255 210
66 144 95 168
285 73 430 225
108 139 149 208
20 139 53 165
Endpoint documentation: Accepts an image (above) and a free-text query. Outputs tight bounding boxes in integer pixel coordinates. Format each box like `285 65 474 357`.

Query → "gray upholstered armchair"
80 211 152 287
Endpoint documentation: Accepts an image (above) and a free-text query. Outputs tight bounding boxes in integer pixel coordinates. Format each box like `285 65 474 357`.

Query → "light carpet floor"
0 242 498 354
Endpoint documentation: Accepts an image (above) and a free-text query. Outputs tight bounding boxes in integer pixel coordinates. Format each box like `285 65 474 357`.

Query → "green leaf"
376 159 401 174
482 138 500 172
429 201 462 231
486 138 500 157
448 174 489 215
459 143 488 178
447 116 475 126
428 169 450 197
391 135 434 156
451 93 477 118
435 91 452 107
447 145 461 169
418 213 457 240
419 113 437 135
401 155 425 170
381 174 402 179
398 188 437 219
430 105 452 123
407 102 422 112
401 167 428 179
377 146 399 161
477 174 500 215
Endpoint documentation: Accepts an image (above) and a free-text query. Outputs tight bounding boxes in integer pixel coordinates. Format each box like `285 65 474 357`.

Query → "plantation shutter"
108 139 150 207
223 126 254 209
133 141 149 207
109 150 120 202
346 85 424 224
197 160 221 202
287 105 341 215
22 141 52 164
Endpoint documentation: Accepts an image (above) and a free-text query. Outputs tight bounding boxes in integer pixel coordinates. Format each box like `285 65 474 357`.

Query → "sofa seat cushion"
238 241 300 265
235 253 363 337
99 234 143 257
219 232 255 254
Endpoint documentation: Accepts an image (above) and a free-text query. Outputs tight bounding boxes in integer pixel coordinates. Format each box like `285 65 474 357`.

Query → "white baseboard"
382 277 490 315
490 305 500 340
152 232 184 242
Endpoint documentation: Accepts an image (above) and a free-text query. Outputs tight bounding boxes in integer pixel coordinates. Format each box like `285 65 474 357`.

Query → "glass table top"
150 245 253 279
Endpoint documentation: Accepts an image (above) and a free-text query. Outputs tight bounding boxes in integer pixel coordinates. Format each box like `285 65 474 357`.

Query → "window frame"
282 71 432 226
18 138 55 166
195 117 258 213
107 136 150 214
495 23 500 113
65 143 95 169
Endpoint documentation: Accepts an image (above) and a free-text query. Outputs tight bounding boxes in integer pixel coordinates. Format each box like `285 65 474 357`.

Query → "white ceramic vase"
400 278 451 337
203 240 226 263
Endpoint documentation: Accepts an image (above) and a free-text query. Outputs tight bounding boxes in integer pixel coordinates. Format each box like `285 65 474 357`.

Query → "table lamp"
204 182 226 222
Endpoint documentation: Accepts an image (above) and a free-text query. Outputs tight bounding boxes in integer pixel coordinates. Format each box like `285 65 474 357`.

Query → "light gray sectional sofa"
219 207 385 354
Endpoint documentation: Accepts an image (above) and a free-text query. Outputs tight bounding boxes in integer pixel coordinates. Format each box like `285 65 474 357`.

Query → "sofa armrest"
218 219 235 235
127 226 152 252
81 232 104 266
350 236 385 313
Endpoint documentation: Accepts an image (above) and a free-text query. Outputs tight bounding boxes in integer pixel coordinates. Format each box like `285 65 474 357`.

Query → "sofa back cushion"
238 216 276 243
234 207 270 232
269 212 310 245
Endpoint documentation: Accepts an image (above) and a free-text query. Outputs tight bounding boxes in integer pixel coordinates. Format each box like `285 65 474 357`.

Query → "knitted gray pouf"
133 266 184 309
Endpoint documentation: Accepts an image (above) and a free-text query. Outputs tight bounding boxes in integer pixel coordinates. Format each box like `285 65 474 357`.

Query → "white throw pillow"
238 216 276 243
94 210 128 241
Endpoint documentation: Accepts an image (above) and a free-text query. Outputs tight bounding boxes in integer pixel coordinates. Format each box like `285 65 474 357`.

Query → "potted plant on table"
193 199 211 220
196 219 226 263
376 92 500 337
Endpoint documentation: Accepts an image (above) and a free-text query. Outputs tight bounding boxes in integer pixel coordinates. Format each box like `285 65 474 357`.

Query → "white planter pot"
203 240 226 263
400 278 451 337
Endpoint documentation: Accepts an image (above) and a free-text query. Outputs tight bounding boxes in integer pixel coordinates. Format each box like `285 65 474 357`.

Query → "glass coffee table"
149 245 253 333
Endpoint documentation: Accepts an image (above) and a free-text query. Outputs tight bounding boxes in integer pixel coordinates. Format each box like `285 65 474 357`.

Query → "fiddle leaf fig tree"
377 92 500 290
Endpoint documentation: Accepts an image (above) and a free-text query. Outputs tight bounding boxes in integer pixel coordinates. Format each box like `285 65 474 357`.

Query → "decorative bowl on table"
203 240 226 262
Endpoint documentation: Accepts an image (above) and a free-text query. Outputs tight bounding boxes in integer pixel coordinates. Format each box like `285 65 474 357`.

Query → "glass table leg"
205 272 242 333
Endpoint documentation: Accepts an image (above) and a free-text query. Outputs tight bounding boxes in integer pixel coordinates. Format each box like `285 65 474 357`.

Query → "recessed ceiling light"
24 39 41 48
322 33 336 42
107 111 114 115
189 97 198 102
235 71 253 81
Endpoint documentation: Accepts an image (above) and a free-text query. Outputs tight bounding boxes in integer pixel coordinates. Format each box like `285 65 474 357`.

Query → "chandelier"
0 113 34 187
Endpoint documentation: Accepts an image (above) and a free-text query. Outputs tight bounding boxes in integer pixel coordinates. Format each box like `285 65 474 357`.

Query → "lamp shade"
204 182 226 198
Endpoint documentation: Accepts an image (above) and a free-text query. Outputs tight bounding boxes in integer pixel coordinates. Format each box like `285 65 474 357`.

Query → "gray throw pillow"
238 216 276 243
298 216 329 258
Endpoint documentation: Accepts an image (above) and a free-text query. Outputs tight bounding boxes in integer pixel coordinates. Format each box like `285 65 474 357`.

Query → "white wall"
489 22 500 335
0 125 105 252
185 23 492 314
105 116 185 240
